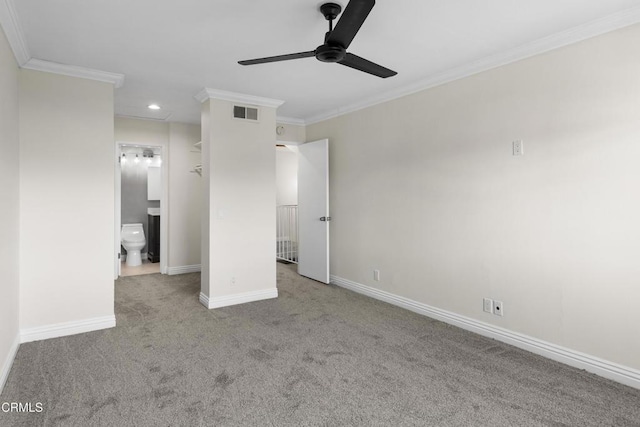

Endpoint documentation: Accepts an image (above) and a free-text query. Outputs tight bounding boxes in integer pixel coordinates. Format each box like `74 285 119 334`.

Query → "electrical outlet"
493 300 504 317
483 298 493 314
513 140 524 156
231 277 236 286
373 270 380 281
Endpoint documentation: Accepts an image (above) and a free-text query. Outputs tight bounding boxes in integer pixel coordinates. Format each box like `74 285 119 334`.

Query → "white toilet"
121 224 146 267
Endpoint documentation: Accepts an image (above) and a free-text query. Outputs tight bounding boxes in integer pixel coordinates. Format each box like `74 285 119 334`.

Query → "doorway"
275 139 330 284
115 142 168 278
276 144 299 263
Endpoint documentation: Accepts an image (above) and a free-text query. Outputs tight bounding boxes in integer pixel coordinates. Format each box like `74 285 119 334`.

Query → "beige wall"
276 146 298 206
115 117 202 270
275 122 304 206
276 122 306 143
201 97 277 301
19 69 115 329
168 122 202 267
307 24 640 370
200 101 211 295
115 117 169 147
0 26 20 389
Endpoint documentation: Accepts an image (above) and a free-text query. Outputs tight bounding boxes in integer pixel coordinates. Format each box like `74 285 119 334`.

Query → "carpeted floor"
2 263 640 426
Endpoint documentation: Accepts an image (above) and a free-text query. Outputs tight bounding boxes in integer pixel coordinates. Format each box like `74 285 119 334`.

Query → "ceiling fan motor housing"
315 43 346 62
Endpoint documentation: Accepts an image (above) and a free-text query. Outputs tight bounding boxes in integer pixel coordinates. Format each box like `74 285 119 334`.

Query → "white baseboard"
199 292 210 308
20 315 116 344
200 288 278 309
167 264 202 275
0 334 20 394
330 275 640 390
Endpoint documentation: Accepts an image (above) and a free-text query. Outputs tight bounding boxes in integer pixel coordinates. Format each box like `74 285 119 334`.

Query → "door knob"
319 217 332 222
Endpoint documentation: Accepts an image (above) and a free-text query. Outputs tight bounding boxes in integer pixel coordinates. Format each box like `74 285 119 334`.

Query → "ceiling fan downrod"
317 2 346 63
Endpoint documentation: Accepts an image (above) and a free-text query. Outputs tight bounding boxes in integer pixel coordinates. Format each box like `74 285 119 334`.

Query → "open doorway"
115 142 167 278
276 139 331 284
276 144 299 264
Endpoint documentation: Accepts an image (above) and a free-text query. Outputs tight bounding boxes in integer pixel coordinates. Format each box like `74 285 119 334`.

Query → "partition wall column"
196 89 283 308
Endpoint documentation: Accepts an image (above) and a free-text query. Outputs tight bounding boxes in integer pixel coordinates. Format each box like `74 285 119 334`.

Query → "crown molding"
114 113 174 123
22 58 125 87
276 116 306 126
195 88 285 108
0 0 30 65
1 0 126 86
305 6 640 125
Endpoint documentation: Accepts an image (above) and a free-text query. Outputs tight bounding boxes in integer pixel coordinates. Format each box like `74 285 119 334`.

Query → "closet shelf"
192 141 202 176
191 163 202 176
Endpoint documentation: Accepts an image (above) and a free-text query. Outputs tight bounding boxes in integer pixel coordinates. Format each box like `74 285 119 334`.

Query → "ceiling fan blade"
238 51 315 66
327 0 375 49
338 53 397 78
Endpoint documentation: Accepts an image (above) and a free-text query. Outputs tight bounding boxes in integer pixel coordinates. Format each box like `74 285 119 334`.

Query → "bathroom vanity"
147 208 160 263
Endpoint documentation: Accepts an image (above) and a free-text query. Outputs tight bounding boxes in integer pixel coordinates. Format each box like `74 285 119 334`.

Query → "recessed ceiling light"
148 104 161 110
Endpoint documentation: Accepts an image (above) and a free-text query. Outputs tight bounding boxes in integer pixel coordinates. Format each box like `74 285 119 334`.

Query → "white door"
297 139 330 283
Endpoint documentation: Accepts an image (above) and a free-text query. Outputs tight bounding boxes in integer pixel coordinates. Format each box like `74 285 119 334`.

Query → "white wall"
276 122 306 143
307 24 640 371
115 117 202 270
168 122 202 267
200 101 211 295
115 117 169 147
276 146 298 206
275 121 303 217
0 25 20 391
19 69 115 330
200 96 277 304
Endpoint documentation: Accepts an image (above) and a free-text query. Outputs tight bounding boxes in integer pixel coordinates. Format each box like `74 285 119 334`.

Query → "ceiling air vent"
233 105 259 121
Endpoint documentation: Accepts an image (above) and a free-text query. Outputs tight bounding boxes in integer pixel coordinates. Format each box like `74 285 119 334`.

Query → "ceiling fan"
238 0 397 78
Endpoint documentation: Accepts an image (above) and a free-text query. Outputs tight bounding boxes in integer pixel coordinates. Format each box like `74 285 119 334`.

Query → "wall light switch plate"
373 270 380 281
513 140 524 156
483 298 493 314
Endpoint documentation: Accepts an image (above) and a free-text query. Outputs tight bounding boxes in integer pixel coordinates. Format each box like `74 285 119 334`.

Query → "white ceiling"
8 0 640 124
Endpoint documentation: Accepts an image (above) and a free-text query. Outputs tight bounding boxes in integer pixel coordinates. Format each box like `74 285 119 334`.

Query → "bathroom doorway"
115 142 167 278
